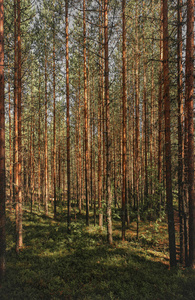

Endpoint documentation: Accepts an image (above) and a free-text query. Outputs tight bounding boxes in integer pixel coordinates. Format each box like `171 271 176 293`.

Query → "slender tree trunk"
53 11 57 219
104 0 113 244
16 0 23 253
98 16 102 226
122 0 127 241
177 0 184 264
163 0 177 267
14 0 19 246
83 0 89 226
102 0 106 218
58 118 61 204
150 0 155 198
8 58 12 209
91 84 96 226
66 0 71 232
78 68 82 214
132 62 136 210
44 26 48 215
32 115 35 209
135 4 140 239
38 69 41 211
186 0 195 269
29 112 33 212
158 0 163 201
142 3 148 202
0 0 6 281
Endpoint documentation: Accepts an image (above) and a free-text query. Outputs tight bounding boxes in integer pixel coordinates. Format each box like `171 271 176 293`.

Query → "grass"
0 206 194 300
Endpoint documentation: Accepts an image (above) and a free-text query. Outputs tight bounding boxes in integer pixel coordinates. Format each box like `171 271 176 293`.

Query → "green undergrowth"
0 207 194 300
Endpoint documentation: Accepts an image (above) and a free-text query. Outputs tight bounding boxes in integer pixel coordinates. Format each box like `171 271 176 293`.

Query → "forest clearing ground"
0 205 194 300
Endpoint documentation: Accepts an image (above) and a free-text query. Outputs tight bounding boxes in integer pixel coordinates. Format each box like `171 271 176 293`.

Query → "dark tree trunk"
186 0 195 269
163 0 177 267
0 0 6 281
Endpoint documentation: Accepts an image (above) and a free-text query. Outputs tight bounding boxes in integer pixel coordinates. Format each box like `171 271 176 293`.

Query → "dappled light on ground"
0 208 194 300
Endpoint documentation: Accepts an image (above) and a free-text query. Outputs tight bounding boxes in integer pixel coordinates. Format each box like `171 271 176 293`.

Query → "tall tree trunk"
83 0 89 226
16 0 23 253
142 2 148 202
104 0 113 244
8 58 12 209
14 0 19 244
32 115 35 210
135 4 140 239
0 0 6 281
122 0 127 241
98 10 102 226
44 25 48 215
163 0 177 267
78 68 82 214
38 69 41 211
66 0 71 232
150 0 155 198
177 0 184 264
58 118 61 204
53 10 57 219
158 0 163 202
186 0 195 269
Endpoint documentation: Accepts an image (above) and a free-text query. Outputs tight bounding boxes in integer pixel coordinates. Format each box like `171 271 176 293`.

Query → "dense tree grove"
0 0 194 282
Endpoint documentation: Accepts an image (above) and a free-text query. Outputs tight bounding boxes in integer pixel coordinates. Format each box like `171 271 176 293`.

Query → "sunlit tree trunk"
53 8 57 218
16 0 23 253
83 0 89 226
44 24 48 215
122 0 127 241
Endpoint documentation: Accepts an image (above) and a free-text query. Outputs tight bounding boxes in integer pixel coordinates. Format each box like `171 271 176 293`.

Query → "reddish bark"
122 0 127 241
83 0 89 226
66 0 71 232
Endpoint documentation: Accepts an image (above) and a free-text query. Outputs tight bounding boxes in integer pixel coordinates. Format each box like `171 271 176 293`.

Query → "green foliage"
0 209 194 300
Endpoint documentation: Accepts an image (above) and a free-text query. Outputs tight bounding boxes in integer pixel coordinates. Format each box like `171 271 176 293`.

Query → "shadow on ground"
0 211 194 300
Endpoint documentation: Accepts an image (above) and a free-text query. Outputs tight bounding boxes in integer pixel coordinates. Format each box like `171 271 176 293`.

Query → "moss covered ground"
0 206 194 300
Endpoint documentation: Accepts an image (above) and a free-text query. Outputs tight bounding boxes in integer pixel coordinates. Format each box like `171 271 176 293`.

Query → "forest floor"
0 205 194 300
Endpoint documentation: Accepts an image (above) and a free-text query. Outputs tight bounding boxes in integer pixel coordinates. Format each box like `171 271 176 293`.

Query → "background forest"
0 0 194 299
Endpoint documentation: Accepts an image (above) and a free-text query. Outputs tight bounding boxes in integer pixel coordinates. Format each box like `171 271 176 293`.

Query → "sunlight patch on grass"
1 207 194 300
